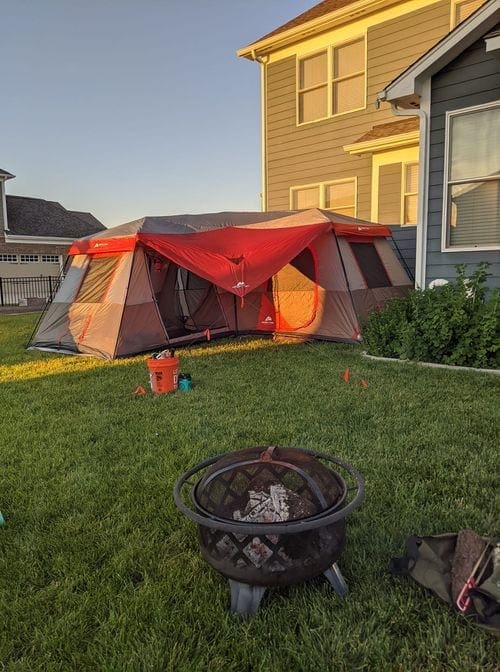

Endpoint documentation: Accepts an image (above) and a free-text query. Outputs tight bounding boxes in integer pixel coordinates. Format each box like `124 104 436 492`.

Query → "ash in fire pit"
174 446 364 617
234 483 312 524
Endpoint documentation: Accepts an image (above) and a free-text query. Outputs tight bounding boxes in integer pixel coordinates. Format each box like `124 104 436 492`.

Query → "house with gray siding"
238 0 492 284
379 0 499 289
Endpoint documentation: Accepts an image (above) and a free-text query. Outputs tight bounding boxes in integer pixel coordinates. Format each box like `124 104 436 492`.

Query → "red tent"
30 209 411 358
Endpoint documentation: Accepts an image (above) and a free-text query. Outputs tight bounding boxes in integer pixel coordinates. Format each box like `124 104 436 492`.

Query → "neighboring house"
378 0 499 288
0 168 105 280
238 0 491 278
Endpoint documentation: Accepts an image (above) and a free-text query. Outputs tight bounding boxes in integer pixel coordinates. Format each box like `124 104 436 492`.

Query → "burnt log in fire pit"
174 446 364 617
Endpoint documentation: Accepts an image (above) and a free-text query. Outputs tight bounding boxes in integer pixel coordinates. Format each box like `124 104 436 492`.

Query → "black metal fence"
0 276 61 307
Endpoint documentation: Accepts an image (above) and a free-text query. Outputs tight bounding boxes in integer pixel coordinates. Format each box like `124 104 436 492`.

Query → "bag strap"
389 535 421 575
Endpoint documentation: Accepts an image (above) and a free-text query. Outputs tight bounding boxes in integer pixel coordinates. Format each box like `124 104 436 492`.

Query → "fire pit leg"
229 579 267 617
323 563 348 597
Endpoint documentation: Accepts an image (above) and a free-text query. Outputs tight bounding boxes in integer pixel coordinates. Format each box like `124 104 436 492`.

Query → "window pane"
350 242 391 289
292 187 320 209
449 180 500 246
77 256 119 303
299 86 327 122
450 107 500 180
333 74 364 114
333 39 364 78
325 181 355 210
299 52 327 89
404 194 418 225
455 0 484 25
405 163 419 193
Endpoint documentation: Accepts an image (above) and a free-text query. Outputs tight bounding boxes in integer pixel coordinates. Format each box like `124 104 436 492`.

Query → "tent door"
273 246 318 332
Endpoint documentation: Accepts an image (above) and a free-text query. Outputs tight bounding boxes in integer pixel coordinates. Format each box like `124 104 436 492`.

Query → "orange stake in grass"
343 368 350 383
360 377 369 388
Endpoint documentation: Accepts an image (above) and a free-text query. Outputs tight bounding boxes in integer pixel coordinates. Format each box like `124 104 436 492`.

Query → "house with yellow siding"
238 0 488 237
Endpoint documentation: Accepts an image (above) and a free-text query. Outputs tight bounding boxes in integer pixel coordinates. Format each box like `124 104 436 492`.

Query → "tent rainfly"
28 209 412 359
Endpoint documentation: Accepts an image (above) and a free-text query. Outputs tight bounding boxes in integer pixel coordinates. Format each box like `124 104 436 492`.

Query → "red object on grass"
133 385 146 396
343 368 350 382
360 378 369 388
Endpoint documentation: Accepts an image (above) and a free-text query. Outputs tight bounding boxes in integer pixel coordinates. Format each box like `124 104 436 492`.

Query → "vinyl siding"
265 0 451 215
378 163 402 224
427 29 500 288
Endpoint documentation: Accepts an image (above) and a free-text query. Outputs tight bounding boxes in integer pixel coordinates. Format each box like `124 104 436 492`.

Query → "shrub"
362 263 500 369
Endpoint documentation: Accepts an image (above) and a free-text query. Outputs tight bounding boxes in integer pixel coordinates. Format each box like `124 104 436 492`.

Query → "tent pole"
233 294 239 337
391 236 414 283
333 233 359 336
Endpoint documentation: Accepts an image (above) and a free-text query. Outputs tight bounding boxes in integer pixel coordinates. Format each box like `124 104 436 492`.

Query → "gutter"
4 233 76 245
237 0 400 59
378 82 430 290
255 53 269 211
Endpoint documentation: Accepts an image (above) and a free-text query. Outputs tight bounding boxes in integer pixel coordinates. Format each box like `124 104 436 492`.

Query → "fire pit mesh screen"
174 446 365 612
195 446 344 522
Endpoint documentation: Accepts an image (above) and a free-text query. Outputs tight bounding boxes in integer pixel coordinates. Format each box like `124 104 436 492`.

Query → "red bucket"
147 356 179 394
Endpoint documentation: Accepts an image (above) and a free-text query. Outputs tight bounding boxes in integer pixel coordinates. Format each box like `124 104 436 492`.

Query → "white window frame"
442 101 500 252
296 35 366 126
19 254 40 263
401 162 419 227
370 147 420 224
297 49 329 125
0 254 18 263
290 177 357 215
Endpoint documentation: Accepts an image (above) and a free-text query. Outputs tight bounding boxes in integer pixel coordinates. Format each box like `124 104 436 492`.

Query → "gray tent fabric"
28 209 412 359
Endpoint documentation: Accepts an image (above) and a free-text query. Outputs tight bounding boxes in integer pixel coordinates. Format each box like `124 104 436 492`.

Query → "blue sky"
2 0 314 228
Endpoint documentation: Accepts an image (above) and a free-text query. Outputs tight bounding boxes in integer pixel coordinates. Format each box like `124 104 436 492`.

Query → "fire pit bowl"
173 446 364 616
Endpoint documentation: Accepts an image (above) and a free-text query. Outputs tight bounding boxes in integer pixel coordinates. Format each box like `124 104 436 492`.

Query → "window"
292 185 321 209
443 102 500 250
403 163 419 225
41 255 60 263
452 0 484 27
298 37 365 123
298 51 328 124
291 178 356 215
76 255 119 303
0 254 17 262
332 39 365 115
19 254 39 263
373 147 420 225
350 242 391 289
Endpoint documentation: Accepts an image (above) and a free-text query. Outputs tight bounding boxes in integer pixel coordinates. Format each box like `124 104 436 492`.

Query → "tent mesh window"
349 242 391 289
76 255 119 303
289 247 316 281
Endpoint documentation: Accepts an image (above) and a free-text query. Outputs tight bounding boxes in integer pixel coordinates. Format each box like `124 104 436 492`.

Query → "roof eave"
237 0 399 59
344 130 419 155
378 0 500 105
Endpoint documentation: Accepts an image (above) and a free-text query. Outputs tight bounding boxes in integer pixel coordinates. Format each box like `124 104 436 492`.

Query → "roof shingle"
252 0 359 44
352 117 420 144
5 195 105 238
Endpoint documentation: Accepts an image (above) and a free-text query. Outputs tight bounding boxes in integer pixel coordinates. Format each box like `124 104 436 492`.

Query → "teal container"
178 374 193 392
0 511 4 526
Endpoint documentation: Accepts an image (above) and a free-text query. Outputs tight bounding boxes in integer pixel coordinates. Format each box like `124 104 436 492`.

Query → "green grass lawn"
0 313 499 671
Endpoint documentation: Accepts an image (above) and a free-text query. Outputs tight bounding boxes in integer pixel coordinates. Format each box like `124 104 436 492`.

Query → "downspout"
0 179 8 232
388 80 431 289
254 51 269 212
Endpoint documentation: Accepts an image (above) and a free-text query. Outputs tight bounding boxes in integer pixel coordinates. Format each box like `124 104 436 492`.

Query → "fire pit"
174 446 364 616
